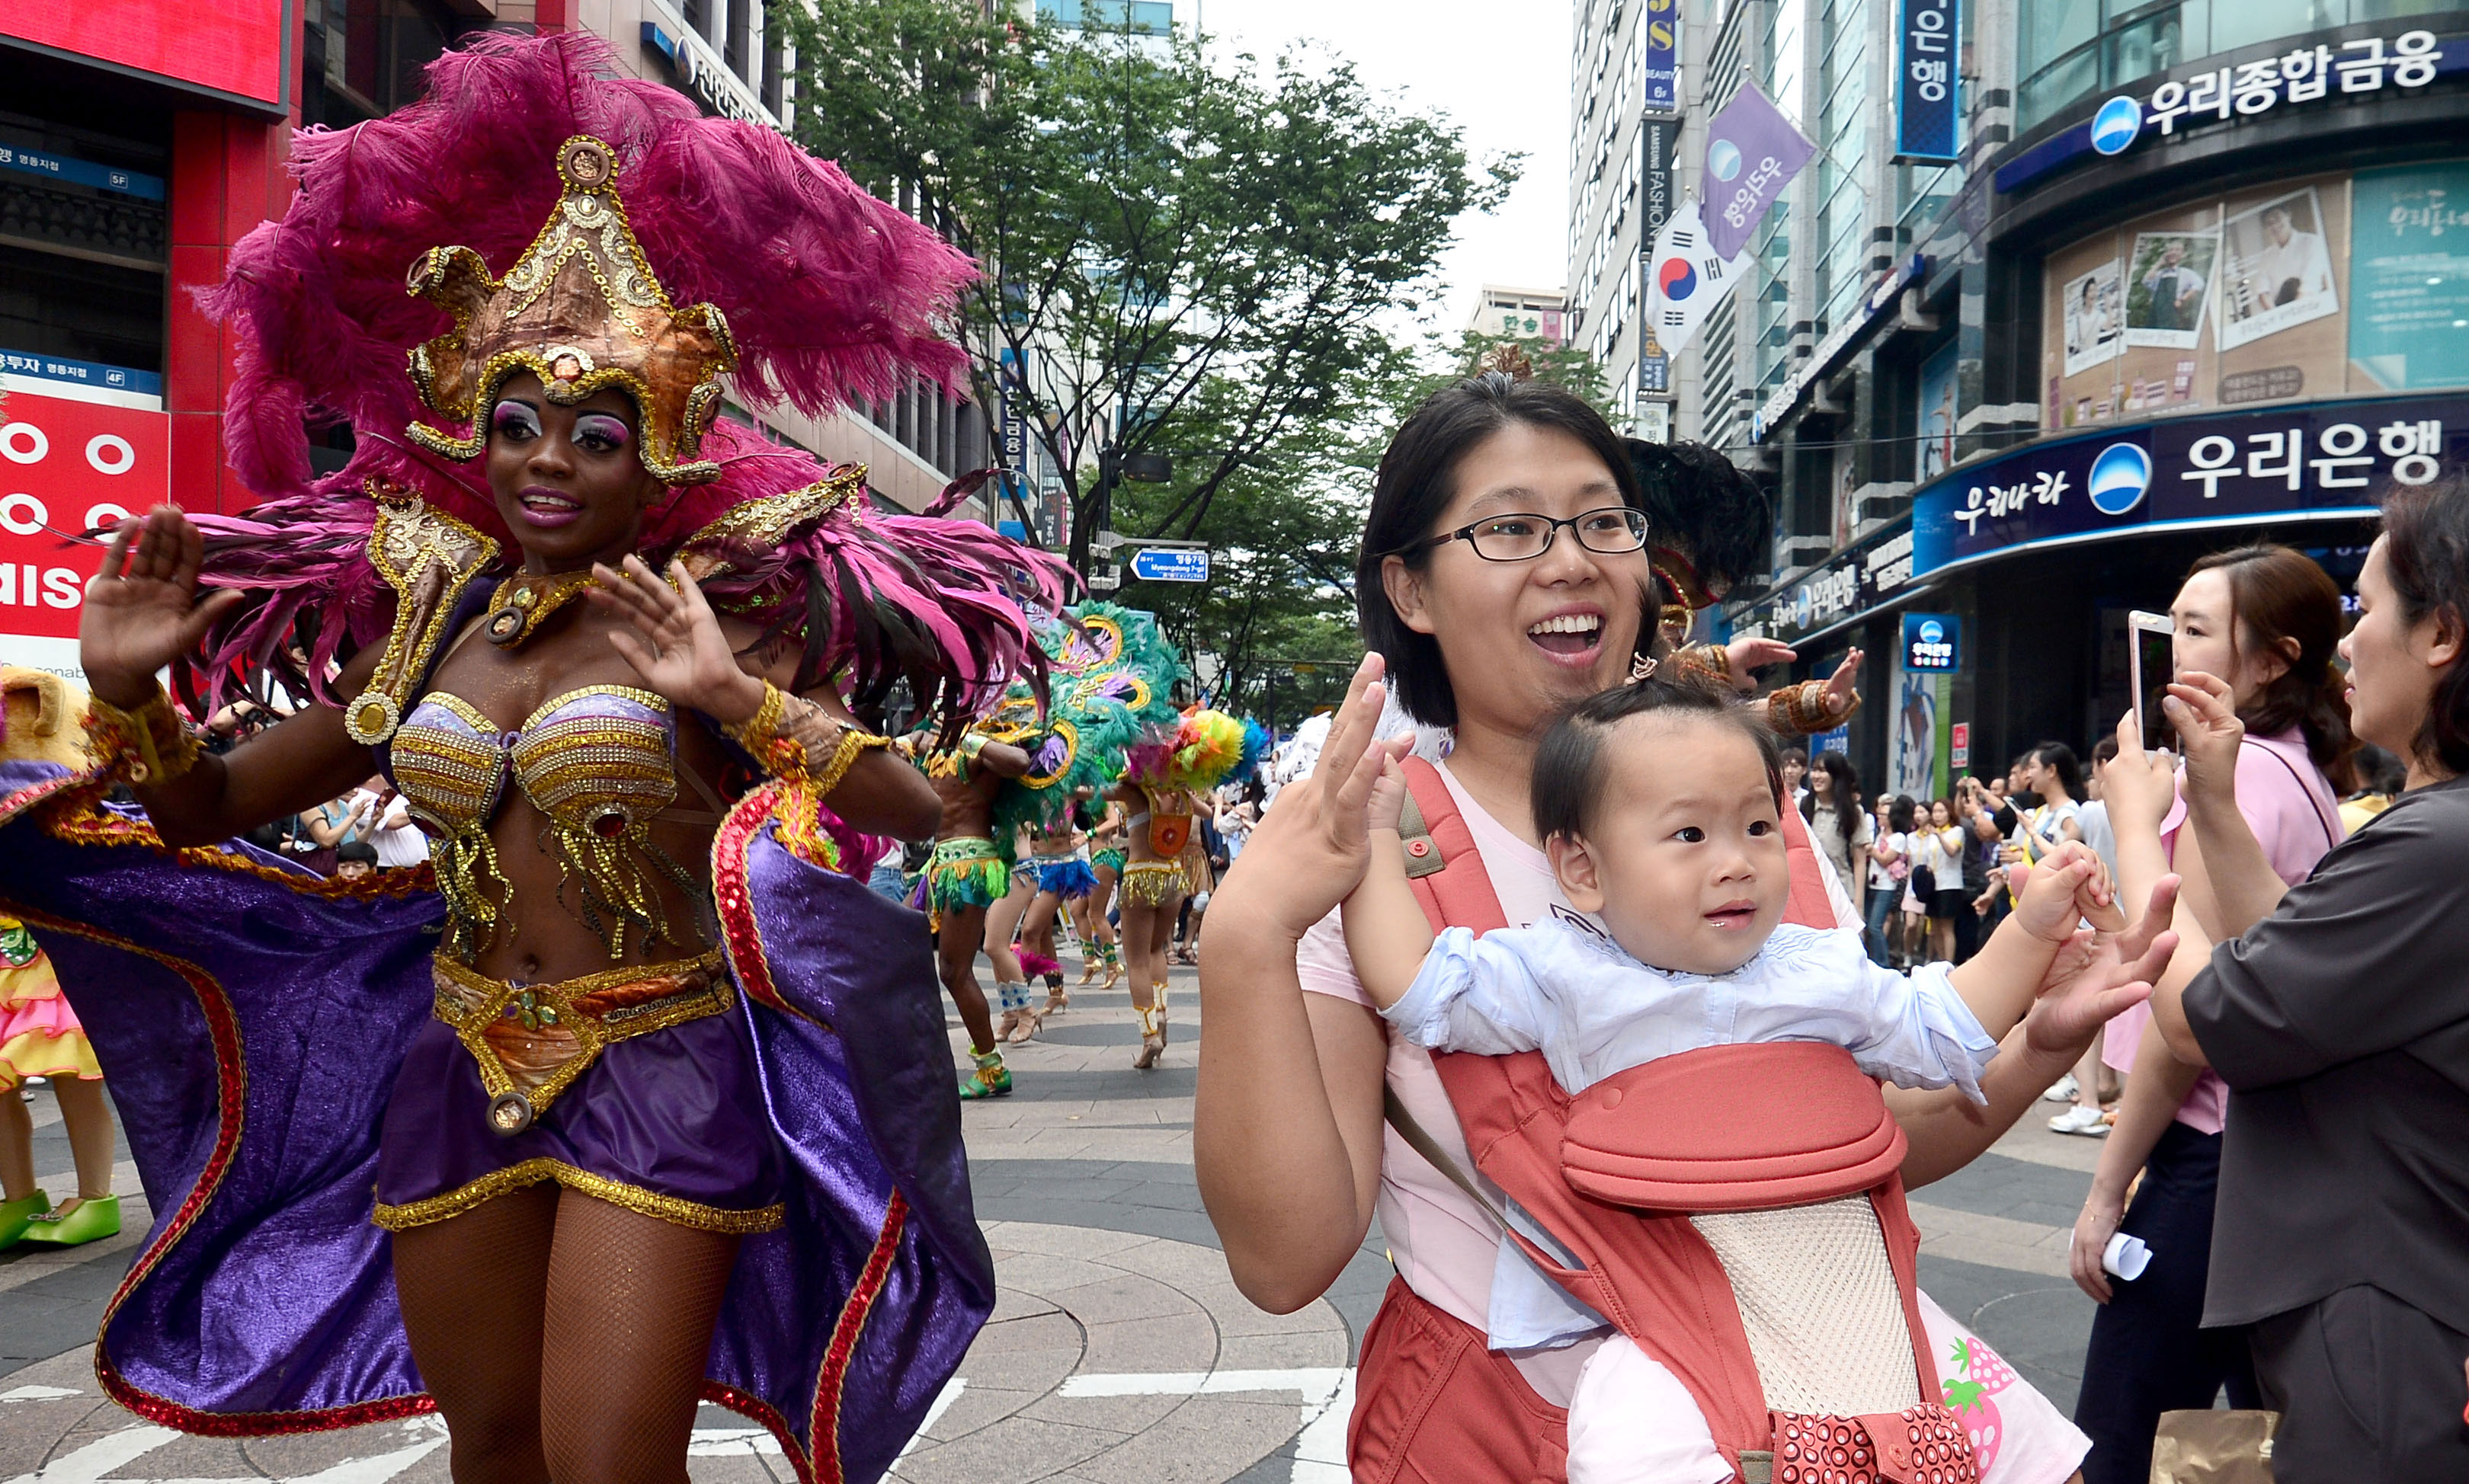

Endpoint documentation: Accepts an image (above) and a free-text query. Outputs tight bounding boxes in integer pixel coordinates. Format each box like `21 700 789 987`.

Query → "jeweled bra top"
390 683 700 961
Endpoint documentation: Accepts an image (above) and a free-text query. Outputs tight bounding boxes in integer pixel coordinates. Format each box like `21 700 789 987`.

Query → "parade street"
0 958 2115 1483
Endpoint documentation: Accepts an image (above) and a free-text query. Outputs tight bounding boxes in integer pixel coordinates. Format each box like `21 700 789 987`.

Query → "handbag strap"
2250 737 2341 852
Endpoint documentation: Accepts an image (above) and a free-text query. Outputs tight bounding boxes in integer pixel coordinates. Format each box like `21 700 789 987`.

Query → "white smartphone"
2128 610 2176 751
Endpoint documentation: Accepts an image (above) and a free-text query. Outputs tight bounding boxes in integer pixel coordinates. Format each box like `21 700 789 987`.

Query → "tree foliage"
785 0 1515 575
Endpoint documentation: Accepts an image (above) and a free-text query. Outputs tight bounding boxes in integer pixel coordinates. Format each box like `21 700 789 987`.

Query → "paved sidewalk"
0 957 2122 1482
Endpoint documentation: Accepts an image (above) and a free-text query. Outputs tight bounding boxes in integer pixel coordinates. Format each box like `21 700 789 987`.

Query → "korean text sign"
1912 394 2455 573
1896 0 1961 162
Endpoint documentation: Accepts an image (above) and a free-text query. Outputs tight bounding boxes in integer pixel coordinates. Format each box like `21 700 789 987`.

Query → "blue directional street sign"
1129 548 1209 583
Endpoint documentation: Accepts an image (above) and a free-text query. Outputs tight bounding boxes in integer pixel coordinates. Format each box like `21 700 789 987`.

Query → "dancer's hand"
82 507 243 706
588 555 766 722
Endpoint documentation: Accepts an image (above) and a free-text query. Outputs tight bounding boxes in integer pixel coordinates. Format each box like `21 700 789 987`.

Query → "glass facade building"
2016 0 2458 130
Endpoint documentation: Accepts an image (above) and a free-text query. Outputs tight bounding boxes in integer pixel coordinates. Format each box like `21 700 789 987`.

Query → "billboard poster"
2349 162 2469 392
2215 187 2342 350
2043 172 2365 428
2124 231 2219 350
1918 341 1959 481
2061 258 2124 378
1889 658 1949 804
0 383 170 676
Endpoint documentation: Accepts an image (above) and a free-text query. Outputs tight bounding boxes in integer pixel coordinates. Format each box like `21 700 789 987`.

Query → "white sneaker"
2048 1105 2111 1137
2041 1074 2080 1103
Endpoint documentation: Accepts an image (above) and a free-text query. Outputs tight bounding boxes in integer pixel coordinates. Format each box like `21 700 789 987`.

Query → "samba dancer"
2 36 1062 1484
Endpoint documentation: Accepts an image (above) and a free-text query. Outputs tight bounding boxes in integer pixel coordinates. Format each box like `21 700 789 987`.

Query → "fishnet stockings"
392 1182 742 1483
395 1183 557 1484
540 1193 741 1484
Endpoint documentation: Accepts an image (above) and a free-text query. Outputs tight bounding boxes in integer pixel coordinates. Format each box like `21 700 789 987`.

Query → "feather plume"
174 32 1055 724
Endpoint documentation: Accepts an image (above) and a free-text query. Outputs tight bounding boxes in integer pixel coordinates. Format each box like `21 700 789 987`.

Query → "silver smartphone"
2128 610 2176 750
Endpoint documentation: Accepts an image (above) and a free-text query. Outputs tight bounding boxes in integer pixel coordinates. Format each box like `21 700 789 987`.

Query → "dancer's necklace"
482 568 599 648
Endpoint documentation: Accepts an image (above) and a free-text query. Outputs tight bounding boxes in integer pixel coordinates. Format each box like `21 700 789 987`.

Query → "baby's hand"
2010 842 2115 943
1365 756 1407 836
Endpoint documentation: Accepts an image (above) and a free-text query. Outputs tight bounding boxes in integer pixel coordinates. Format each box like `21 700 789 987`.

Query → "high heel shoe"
1132 986 1168 1070
1100 945 1123 990
957 1047 1012 1100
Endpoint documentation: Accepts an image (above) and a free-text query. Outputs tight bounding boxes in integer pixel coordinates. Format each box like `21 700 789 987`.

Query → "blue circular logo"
2090 96 2142 156
1708 139 1744 181
1918 619 1945 645
2088 443 2152 515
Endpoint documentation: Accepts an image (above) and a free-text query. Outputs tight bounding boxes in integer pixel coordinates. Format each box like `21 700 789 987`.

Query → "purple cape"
0 760 991 1484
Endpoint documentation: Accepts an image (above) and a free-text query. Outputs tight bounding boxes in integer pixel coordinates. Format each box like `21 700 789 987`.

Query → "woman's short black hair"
1529 673 1782 844
2378 477 2469 775
335 840 379 866
1356 374 1644 730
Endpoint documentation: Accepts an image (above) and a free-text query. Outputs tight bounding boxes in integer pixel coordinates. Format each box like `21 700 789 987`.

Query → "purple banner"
1705 82 1815 259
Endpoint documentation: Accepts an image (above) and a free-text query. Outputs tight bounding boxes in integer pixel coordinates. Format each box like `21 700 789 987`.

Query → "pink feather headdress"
184 30 1065 722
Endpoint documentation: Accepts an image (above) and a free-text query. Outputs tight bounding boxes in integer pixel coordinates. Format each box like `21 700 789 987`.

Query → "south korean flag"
1644 199 1756 358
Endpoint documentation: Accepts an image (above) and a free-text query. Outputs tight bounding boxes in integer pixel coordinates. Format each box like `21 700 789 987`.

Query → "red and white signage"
0 386 170 677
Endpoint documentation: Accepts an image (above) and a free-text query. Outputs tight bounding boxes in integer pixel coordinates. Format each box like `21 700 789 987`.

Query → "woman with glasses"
1197 373 2115 1484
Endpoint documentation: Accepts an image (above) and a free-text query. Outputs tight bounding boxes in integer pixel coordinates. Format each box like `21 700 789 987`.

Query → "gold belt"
433 948 732 1137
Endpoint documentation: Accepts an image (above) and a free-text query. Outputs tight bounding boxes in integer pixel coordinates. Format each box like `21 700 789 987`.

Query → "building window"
2012 0 2409 133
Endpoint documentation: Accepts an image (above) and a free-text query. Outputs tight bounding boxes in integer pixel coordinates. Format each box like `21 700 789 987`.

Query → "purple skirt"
373 992 788 1234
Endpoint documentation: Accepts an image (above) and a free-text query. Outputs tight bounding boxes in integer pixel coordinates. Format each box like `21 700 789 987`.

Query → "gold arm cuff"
958 730 989 761
83 686 202 787
725 680 789 757
811 726 891 797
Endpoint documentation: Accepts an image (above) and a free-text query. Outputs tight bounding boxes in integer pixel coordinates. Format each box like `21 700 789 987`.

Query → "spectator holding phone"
2075 543 2355 1484
349 775 430 869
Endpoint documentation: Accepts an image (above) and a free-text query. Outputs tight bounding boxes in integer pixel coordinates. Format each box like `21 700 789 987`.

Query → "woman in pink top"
2067 545 2353 1484
1199 375 2135 1484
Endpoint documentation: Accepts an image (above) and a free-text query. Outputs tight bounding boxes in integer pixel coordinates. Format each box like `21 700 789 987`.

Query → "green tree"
786 0 1514 576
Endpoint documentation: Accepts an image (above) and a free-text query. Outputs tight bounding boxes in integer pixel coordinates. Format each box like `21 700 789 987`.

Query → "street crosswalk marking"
1059 1367 1353 1482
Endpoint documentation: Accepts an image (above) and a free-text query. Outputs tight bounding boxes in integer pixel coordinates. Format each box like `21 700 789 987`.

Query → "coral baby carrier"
1350 757 1978 1484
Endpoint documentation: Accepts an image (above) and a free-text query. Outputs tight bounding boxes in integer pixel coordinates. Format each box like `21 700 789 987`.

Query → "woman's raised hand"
81 507 244 706
2103 707 2179 836
2163 672 2244 808
1212 654 1412 942
587 555 767 724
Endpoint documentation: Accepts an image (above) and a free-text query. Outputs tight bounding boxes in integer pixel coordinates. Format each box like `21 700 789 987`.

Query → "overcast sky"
1197 0 1574 332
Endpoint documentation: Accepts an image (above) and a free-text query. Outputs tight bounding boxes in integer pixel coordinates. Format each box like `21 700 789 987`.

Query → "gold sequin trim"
431 948 731 1121
371 1157 784 1234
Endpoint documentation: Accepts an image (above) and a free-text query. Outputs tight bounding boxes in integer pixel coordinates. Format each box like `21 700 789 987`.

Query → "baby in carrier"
1339 673 2157 1482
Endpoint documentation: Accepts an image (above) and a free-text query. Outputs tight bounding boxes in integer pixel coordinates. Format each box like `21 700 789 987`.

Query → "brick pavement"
0 957 2128 1482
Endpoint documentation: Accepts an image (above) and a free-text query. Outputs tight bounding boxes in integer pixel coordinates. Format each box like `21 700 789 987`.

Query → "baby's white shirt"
1379 916 1999 1353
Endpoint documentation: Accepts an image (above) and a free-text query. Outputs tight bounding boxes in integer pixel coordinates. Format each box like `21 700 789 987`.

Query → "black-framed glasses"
1398 506 1649 564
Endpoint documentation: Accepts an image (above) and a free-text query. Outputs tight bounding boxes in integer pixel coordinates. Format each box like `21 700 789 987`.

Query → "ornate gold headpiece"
403 136 738 485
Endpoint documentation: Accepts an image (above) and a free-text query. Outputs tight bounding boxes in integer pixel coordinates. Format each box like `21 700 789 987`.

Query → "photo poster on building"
1917 340 1958 481
2059 255 2124 379
2216 185 2343 350
0 382 169 677
1641 0 1679 114
2349 161 2469 392
2044 173 2379 430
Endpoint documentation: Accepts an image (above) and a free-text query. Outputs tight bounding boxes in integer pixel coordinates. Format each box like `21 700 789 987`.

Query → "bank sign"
1903 612 1960 670
1911 394 2459 574
1996 24 2467 194
1727 523 1920 646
